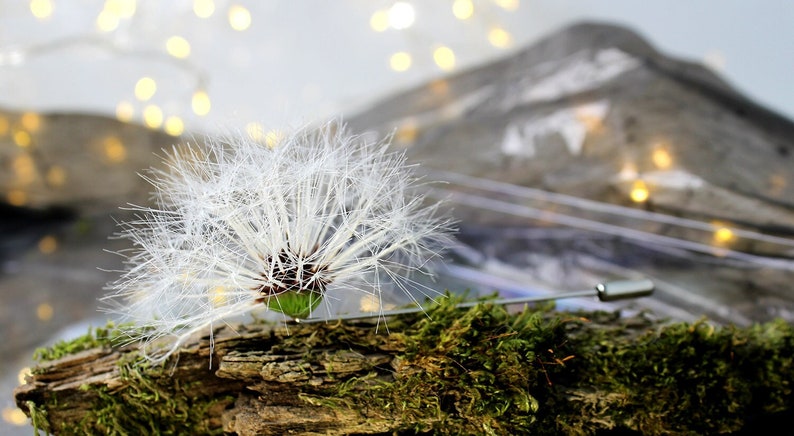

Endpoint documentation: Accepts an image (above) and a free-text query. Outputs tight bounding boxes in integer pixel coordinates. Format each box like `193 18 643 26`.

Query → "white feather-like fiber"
103 123 453 361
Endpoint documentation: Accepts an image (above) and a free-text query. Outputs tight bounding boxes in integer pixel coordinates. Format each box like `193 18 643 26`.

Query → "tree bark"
14 306 794 435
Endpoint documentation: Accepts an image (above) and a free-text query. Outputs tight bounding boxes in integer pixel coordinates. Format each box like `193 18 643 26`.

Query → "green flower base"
266 291 323 319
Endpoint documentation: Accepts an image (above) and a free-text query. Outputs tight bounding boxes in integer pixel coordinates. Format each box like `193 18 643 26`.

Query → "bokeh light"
493 0 520 11
30 0 54 20
390 52 412 72
452 0 474 20
103 136 127 163
370 10 389 32
166 36 191 59
134 77 157 101
115 101 134 122
96 8 120 32
105 0 137 18
13 129 32 148
388 2 415 30
192 90 211 116
228 5 252 31
36 303 54 321
488 27 512 48
164 116 185 136
20 112 42 132
7 190 28 206
143 105 163 128
433 46 456 71
1 407 27 426
265 129 284 148
630 180 649 203
713 224 736 245
652 145 673 169
193 0 215 18
245 122 265 142
45 166 67 187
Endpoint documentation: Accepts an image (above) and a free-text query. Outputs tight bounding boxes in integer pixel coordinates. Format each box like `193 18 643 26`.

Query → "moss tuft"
32 322 129 363
21 294 794 435
73 364 232 435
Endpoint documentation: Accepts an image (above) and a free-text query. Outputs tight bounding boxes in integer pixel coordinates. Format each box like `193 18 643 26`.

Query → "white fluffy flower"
103 122 453 361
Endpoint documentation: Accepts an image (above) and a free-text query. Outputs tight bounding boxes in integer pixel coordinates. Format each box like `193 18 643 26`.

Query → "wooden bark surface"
15 306 794 435
14 321 420 435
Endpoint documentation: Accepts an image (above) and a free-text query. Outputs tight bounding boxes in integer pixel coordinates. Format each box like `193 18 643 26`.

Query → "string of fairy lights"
9 0 522 141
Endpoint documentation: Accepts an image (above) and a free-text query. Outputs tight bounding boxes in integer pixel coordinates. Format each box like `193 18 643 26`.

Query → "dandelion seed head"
103 122 454 362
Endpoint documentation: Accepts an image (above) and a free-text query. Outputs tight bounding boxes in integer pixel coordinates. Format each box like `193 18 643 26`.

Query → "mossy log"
14 297 794 435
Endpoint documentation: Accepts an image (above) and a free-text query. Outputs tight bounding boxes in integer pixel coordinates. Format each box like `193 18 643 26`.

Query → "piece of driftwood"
14 299 794 435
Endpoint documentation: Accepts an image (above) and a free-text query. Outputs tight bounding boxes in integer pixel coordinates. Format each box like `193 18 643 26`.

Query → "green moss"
72 364 232 435
338 297 574 434
23 294 794 435
32 322 128 363
26 400 50 436
289 296 794 435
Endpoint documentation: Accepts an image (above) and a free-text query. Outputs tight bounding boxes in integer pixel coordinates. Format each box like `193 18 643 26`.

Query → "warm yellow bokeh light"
713 226 736 245
143 105 163 128
370 10 389 32
245 122 266 142
228 5 252 31
96 9 120 32
194 0 215 18
359 294 381 313
192 90 211 116
7 190 27 206
38 235 57 254
0 117 9 136
433 46 456 71
30 0 54 19
46 166 67 187
115 101 134 122
388 2 415 30
21 112 42 132
103 136 127 163
13 129 32 148
452 0 474 20
629 180 650 203
652 146 673 169
390 52 412 72
429 79 449 96
166 36 191 59
494 0 520 11
575 105 605 133
105 0 137 18
395 120 418 145
488 27 512 48
164 116 185 136
36 303 54 321
265 130 284 148
17 367 31 385
13 154 36 185
2 407 27 426
210 286 227 307
134 77 157 101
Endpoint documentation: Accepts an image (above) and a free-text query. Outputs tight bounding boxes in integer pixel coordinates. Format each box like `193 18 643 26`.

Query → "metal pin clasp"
596 279 655 302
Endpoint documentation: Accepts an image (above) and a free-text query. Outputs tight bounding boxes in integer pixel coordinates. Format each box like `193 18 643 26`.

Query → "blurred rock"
0 111 182 215
347 22 794 325
348 22 794 233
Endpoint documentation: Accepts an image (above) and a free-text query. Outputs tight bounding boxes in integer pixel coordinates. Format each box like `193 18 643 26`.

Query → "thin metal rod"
294 279 653 324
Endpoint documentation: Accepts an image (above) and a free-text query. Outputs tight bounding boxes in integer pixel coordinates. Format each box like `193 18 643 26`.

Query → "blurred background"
2 1 794 433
